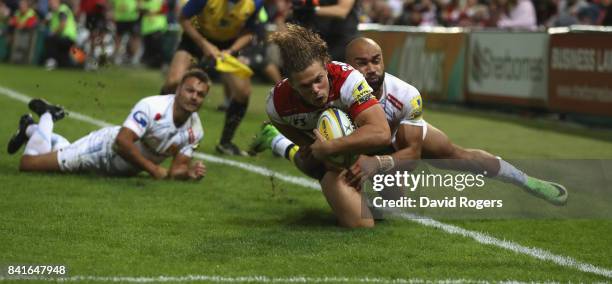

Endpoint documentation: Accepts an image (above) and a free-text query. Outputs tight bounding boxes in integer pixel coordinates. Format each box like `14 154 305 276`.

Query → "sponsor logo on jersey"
132 111 148 128
352 80 373 105
408 95 423 119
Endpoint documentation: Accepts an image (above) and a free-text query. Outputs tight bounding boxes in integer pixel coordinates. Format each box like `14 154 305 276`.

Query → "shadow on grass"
282 209 337 228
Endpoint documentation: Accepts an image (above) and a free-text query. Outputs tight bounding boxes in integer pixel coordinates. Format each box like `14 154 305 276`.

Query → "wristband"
375 155 394 172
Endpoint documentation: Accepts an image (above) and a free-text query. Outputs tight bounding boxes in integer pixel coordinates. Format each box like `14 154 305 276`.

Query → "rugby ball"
317 108 357 167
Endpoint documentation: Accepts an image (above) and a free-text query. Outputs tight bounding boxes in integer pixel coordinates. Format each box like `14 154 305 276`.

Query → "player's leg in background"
250 123 328 180
215 73 251 156
249 123 295 156
19 112 62 172
421 124 567 205
113 24 124 64
24 125 71 151
264 43 283 84
12 99 69 172
161 50 193 95
421 124 502 179
321 170 375 228
263 63 282 84
128 32 141 65
127 22 141 65
19 152 62 172
216 81 231 111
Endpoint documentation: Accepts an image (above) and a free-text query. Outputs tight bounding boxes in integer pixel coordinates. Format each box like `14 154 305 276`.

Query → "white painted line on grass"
0 275 554 283
1 85 610 280
193 153 320 190
398 212 612 279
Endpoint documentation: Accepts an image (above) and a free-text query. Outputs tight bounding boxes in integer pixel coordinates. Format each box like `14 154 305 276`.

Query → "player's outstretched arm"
168 154 206 181
115 127 168 179
311 105 390 160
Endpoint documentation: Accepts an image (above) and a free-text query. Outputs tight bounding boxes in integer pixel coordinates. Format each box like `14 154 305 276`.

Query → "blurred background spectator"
601 0 612 24
1 0 612 73
109 0 141 65
9 0 38 31
43 0 77 68
78 0 107 69
140 0 166 68
488 0 537 29
290 0 360 61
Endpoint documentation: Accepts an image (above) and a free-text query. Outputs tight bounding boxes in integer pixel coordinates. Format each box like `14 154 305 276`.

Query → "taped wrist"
375 155 395 172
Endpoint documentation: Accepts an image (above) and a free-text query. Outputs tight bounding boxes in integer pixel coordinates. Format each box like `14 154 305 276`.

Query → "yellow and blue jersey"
182 0 263 42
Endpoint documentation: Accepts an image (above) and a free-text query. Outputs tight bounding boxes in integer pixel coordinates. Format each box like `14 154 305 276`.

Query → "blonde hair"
269 24 330 76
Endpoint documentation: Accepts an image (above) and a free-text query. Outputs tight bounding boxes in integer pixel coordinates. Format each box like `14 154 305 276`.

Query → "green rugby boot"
523 176 568 206
248 122 280 156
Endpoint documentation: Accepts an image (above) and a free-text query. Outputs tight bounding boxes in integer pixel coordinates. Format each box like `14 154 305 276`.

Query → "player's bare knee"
19 155 44 172
233 87 251 103
19 153 60 172
18 156 34 172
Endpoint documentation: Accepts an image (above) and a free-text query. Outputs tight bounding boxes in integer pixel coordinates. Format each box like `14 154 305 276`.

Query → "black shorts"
86 12 107 33
116 20 140 36
176 34 234 59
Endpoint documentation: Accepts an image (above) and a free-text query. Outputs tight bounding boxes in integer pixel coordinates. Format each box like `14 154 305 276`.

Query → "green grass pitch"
0 64 611 283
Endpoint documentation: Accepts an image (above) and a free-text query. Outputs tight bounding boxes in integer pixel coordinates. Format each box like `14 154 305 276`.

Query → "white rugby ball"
316 108 357 167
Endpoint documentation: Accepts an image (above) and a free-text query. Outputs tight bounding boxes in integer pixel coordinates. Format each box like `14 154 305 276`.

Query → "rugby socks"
495 157 528 186
220 100 248 144
24 113 53 155
25 124 36 138
271 134 299 163
25 124 70 151
51 133 70 151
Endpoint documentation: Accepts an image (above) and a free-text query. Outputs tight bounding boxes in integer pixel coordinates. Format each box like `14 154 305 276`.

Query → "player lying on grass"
7 70 209 181
250 37 568 207
264 24 392 228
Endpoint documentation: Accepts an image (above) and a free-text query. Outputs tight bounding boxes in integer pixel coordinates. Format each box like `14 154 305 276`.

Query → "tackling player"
265 24 391 228
7 70 209 181
251 37 568 207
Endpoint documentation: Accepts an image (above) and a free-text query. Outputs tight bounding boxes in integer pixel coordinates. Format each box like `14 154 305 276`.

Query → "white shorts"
391 119 428 148
56 126 138 175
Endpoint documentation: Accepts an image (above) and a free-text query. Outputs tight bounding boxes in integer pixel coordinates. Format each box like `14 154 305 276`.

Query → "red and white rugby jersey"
266 61 379 132
378 73 425 138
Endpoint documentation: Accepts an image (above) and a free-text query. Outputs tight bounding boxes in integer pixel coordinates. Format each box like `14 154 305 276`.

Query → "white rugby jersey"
266 61 379 133
121 95 204 165
377 73 424 138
